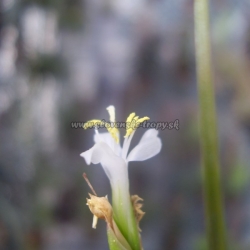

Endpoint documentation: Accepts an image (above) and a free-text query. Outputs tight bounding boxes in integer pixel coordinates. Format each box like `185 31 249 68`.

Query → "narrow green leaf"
194 0 227 249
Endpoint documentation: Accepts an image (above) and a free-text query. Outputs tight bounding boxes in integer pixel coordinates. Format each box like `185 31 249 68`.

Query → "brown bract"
131 195 145 232
86 193 132 249
86 193 113 228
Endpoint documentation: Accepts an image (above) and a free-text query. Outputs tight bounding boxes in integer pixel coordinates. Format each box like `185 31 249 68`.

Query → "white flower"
81 105 161 182
80 105 161 248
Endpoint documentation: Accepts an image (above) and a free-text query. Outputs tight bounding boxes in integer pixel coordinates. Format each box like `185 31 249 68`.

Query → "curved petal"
127 129 162 162
80 141 126 184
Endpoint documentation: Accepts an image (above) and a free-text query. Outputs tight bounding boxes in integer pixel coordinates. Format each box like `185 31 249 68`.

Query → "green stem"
111 183 141 250
194 0 227 249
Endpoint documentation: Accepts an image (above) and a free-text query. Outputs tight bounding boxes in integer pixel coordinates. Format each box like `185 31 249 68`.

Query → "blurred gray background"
1 0 250 249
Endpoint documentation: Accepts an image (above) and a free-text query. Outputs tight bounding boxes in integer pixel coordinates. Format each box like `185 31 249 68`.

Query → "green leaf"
194 0 227 249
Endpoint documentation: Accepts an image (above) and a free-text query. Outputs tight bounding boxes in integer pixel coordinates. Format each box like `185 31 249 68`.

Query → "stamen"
83 117 119 144
106 127 119 143
83 119 104 129
126 112 136 123
106 106 119 143
124 112 150 138
137 116 150 124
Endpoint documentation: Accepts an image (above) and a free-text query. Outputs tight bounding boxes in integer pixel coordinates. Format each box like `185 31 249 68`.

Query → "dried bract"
86 193 113 229
131 195 145 232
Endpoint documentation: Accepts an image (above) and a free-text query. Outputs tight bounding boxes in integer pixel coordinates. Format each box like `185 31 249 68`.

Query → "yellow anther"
83 119 104 129
83 108 149 143
83 113 119 144
137 116 150 124
106 126 119 143
133 116 139 122
106 105 120 143
124 113 150 138
126 112 136 124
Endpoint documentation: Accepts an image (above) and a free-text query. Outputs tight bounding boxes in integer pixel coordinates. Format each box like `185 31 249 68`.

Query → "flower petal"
126 129 162 162
94 132 121 156
94 132 113 148
80 141 126 184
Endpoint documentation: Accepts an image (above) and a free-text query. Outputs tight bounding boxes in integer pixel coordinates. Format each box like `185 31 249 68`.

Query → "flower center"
83 106 150 143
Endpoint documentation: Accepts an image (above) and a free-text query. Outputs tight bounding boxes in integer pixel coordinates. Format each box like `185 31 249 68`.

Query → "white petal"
121 131 135 159
80 141 126 184
139 128 159 140
127 129 162 162
80 146 94 165
94 132 113 146
94 132 121 156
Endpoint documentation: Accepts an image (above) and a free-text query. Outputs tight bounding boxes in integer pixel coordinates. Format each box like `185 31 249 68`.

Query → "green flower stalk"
81 106 162 250
194 0 227 249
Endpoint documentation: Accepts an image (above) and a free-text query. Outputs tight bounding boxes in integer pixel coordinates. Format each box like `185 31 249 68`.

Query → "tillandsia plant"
80 105 162 250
